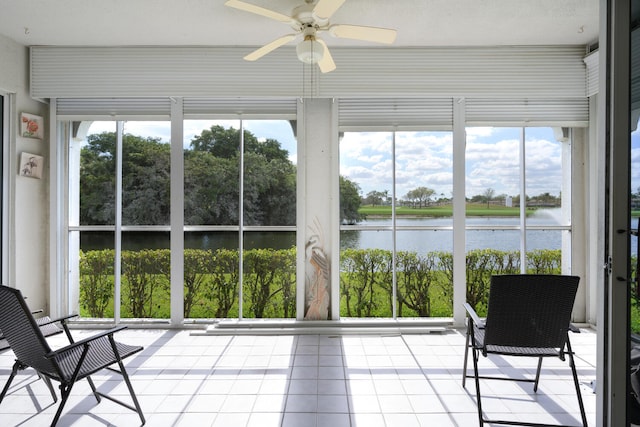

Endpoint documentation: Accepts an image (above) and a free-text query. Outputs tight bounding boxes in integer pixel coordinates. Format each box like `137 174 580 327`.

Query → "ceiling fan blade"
329 24 397 44
225 0 292 23
313 0 346 20
317 39 336 73
244 34 297 61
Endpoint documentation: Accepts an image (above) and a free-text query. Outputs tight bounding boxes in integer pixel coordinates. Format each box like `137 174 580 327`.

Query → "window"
464 126 570 313
72 121 171 320
339 130 453 318
64 101 573 324
71 117 297 321
183 119 297 319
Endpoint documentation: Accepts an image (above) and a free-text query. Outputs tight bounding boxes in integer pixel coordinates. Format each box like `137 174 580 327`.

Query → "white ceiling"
0 0 599 48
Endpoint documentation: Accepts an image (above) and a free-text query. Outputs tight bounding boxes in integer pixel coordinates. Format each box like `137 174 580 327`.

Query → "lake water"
341 215 566 254
80 209 596 255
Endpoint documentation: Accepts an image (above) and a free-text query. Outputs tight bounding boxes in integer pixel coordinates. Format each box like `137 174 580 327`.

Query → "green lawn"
360 203 535 217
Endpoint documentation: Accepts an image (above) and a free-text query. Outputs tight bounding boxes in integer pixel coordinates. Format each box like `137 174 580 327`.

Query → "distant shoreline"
362 214 519 218
358 203 538 218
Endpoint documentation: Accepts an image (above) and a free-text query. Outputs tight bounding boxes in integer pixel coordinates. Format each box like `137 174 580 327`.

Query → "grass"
360 203 536 218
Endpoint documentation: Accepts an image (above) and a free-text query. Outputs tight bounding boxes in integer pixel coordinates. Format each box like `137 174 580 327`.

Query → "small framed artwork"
19 152 44 179
20 113 44 139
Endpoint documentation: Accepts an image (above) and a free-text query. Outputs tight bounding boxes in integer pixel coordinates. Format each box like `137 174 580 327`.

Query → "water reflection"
80 231 296 251
79 220 565 254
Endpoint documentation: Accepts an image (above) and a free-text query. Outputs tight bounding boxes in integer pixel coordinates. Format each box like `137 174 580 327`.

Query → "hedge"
79 247 562 319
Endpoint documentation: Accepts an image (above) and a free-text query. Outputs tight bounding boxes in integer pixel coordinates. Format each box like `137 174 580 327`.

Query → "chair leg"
566 337 588 427
463 321 472 387
51 382 74 427
84 375 101 403
0 360 20 403
114 352 145 425
471 346 484 427
1 363 57 406
534 356 543 392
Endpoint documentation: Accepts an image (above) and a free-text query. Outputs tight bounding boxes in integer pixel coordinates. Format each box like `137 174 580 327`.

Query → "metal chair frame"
0 285 145 426
462 274 588 427
0 311 68 351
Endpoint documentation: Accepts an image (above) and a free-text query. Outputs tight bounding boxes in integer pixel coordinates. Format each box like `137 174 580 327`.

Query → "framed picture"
19 152 44 179
20 113 44 139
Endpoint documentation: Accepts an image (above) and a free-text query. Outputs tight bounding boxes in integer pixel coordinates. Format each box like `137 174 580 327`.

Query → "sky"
340 126 565 199
87 121 613 200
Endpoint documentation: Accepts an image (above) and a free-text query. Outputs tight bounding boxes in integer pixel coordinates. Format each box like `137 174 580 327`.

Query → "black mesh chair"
0 310 70 402
0 285 145 426
462 274 587 427
0 309 66 351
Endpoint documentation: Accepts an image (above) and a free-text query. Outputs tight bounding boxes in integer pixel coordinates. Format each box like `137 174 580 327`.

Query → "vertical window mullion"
520 127 527 273
392 130 397 319
171 98 184 325
453 98 466 326
114 121 123 323
239 119 244 319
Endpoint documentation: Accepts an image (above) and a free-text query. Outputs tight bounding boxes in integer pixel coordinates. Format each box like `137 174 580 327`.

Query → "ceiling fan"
225 0 397 73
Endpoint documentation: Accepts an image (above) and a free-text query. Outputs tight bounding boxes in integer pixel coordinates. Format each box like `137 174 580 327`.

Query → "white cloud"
340 132 392 158
87 122 570 201
342 128 567 199
356 154 385 164
466 127 496 140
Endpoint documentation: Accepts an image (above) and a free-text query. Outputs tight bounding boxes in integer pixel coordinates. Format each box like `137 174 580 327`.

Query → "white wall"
0 33 49 311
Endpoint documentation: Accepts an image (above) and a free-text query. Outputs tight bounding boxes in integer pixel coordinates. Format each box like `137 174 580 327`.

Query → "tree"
80 132 171 225
243 151 296 225
80 132 117 225
404 186 435 208
183 150 239 225
82 126 361 228
186 125 295 226
364 190 387 206
121 136 171 225
529 192 559 207
483 188 495 209
189 125 289 161
340 176 363 224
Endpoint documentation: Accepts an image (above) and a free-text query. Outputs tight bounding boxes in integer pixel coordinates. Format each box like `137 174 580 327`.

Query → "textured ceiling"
0 0 599 48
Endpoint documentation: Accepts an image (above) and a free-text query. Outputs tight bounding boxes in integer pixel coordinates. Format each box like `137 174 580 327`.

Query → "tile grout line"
400 334 460 427
172 335 238 427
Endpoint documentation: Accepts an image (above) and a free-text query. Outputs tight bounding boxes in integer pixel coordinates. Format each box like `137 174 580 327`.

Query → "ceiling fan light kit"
225 0 397 73
297 35 325 64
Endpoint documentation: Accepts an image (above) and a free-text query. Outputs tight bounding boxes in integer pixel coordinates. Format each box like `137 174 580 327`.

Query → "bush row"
79 248 562 319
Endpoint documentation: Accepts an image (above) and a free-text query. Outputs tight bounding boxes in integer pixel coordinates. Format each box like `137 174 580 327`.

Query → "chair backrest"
0 286 56 375
483 274 579 349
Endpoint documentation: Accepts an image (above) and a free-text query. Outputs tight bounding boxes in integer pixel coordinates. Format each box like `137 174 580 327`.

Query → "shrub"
396 251 439 317
203 248 239 318
121 249 170 318
79 249 115 317
78 247 562 320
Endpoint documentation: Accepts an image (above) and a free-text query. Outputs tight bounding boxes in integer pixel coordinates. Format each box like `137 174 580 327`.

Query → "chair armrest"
464 303 485 328
45 325 128 359
38 314 78 327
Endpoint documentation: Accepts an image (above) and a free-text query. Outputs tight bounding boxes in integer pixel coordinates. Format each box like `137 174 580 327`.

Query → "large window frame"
464 126 572 271
57 98 581 326
65 112 298 325
338 126 573 321
339 129 455 319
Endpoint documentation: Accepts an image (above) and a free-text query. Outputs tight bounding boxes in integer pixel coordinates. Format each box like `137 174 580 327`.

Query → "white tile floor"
0 327 597 427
